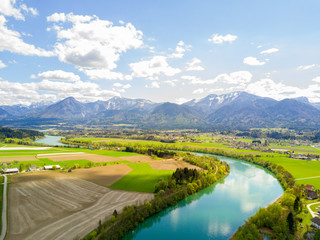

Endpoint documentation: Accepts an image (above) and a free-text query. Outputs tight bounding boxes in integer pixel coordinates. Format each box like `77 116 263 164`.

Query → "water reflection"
125 156 283 240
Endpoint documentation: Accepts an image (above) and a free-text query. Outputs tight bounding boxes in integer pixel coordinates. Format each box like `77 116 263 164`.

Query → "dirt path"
0 175 7 240
307 201 320 218
7 172 153 240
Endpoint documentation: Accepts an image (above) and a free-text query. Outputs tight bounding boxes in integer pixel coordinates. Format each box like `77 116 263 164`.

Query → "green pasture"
110 163 173 193
296 178 320 189
3 157 130 170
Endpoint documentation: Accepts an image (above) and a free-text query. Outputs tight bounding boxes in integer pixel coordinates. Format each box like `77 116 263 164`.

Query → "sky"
0 0 320 105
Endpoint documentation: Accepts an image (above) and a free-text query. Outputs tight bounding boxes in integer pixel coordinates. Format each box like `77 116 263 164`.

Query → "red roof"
306 184 314 191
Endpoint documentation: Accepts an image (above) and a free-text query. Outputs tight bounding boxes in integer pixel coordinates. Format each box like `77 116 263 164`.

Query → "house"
43 165 61 170
306 184 315 191
306 190 318 200
311 217 320 229
1 167 19 174
26 165 38 172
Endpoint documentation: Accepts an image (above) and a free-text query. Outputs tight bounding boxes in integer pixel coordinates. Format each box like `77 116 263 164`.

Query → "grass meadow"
110 163 173 193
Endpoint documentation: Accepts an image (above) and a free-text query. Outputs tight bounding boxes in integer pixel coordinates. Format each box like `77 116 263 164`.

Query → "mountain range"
1 91 320 130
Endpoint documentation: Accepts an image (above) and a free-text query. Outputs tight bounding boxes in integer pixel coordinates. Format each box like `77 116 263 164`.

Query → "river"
124 155 283 240
34 135 66 146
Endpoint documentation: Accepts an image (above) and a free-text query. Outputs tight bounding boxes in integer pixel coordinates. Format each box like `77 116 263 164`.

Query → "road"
307 201 320 218
0 175 7 240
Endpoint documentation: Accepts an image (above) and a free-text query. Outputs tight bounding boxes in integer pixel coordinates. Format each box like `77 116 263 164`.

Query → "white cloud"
47 12 67 22
182 71 252 86
312 76 320 83
0 15 53 56
243 57 265 66
20 4 38 16
186 58 204 71
208 34 238 44
113 82 131 89
296 64 317 71
0 78 120 105
0 0 37 20
47 13 143 70
244 78 320 102
0 60 7 68
79 68 132 81
130 56 181 79
168 40 191 59
145 81 160 88
192 88 205 94
164 79 178 87
36 70 80 82
174 97 190 104
260 48 279 55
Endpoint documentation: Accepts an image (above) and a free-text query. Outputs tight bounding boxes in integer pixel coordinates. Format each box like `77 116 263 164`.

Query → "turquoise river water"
124 155 283 240
34 135 66 146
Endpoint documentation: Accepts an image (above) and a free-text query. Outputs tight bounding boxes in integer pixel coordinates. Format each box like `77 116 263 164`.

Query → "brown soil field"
0 155 38 162
148 159 202 171
118 155 154 163
7 171 153 240
37 153 121 162
69 164 132 186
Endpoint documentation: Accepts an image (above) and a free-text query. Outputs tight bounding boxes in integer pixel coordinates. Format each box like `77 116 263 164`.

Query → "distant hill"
0 126 44 140
0 107 11 119
1 92 320 130
143 102 205 129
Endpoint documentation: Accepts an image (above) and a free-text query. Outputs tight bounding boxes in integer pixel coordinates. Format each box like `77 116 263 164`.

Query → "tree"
293 196 300 212
286 212 295 234
112 209 118 217
314 229 320 240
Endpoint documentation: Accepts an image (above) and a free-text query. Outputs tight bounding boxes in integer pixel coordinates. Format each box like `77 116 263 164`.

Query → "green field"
110 163 173 193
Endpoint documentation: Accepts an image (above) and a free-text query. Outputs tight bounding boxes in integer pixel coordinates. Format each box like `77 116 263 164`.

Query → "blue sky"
0 0 320 105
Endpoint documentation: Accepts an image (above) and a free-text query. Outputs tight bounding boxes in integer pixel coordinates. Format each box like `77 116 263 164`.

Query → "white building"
43 165 61 170
311 217 320 229
1 167 19 174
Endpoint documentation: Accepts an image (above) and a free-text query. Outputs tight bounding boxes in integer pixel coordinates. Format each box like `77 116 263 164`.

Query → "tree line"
0 126 44 141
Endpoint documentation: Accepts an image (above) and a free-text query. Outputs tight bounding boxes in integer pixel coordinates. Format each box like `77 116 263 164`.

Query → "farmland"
110 163 173 193
0 143 205 239
67 134 320 188
6 172 153 240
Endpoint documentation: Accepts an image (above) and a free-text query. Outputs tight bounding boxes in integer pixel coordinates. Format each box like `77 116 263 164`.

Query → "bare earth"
37 153 121 162
118 155 154 163
7 172 153 240
148 159 202 171
0 155 38 162
69 164 133 186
